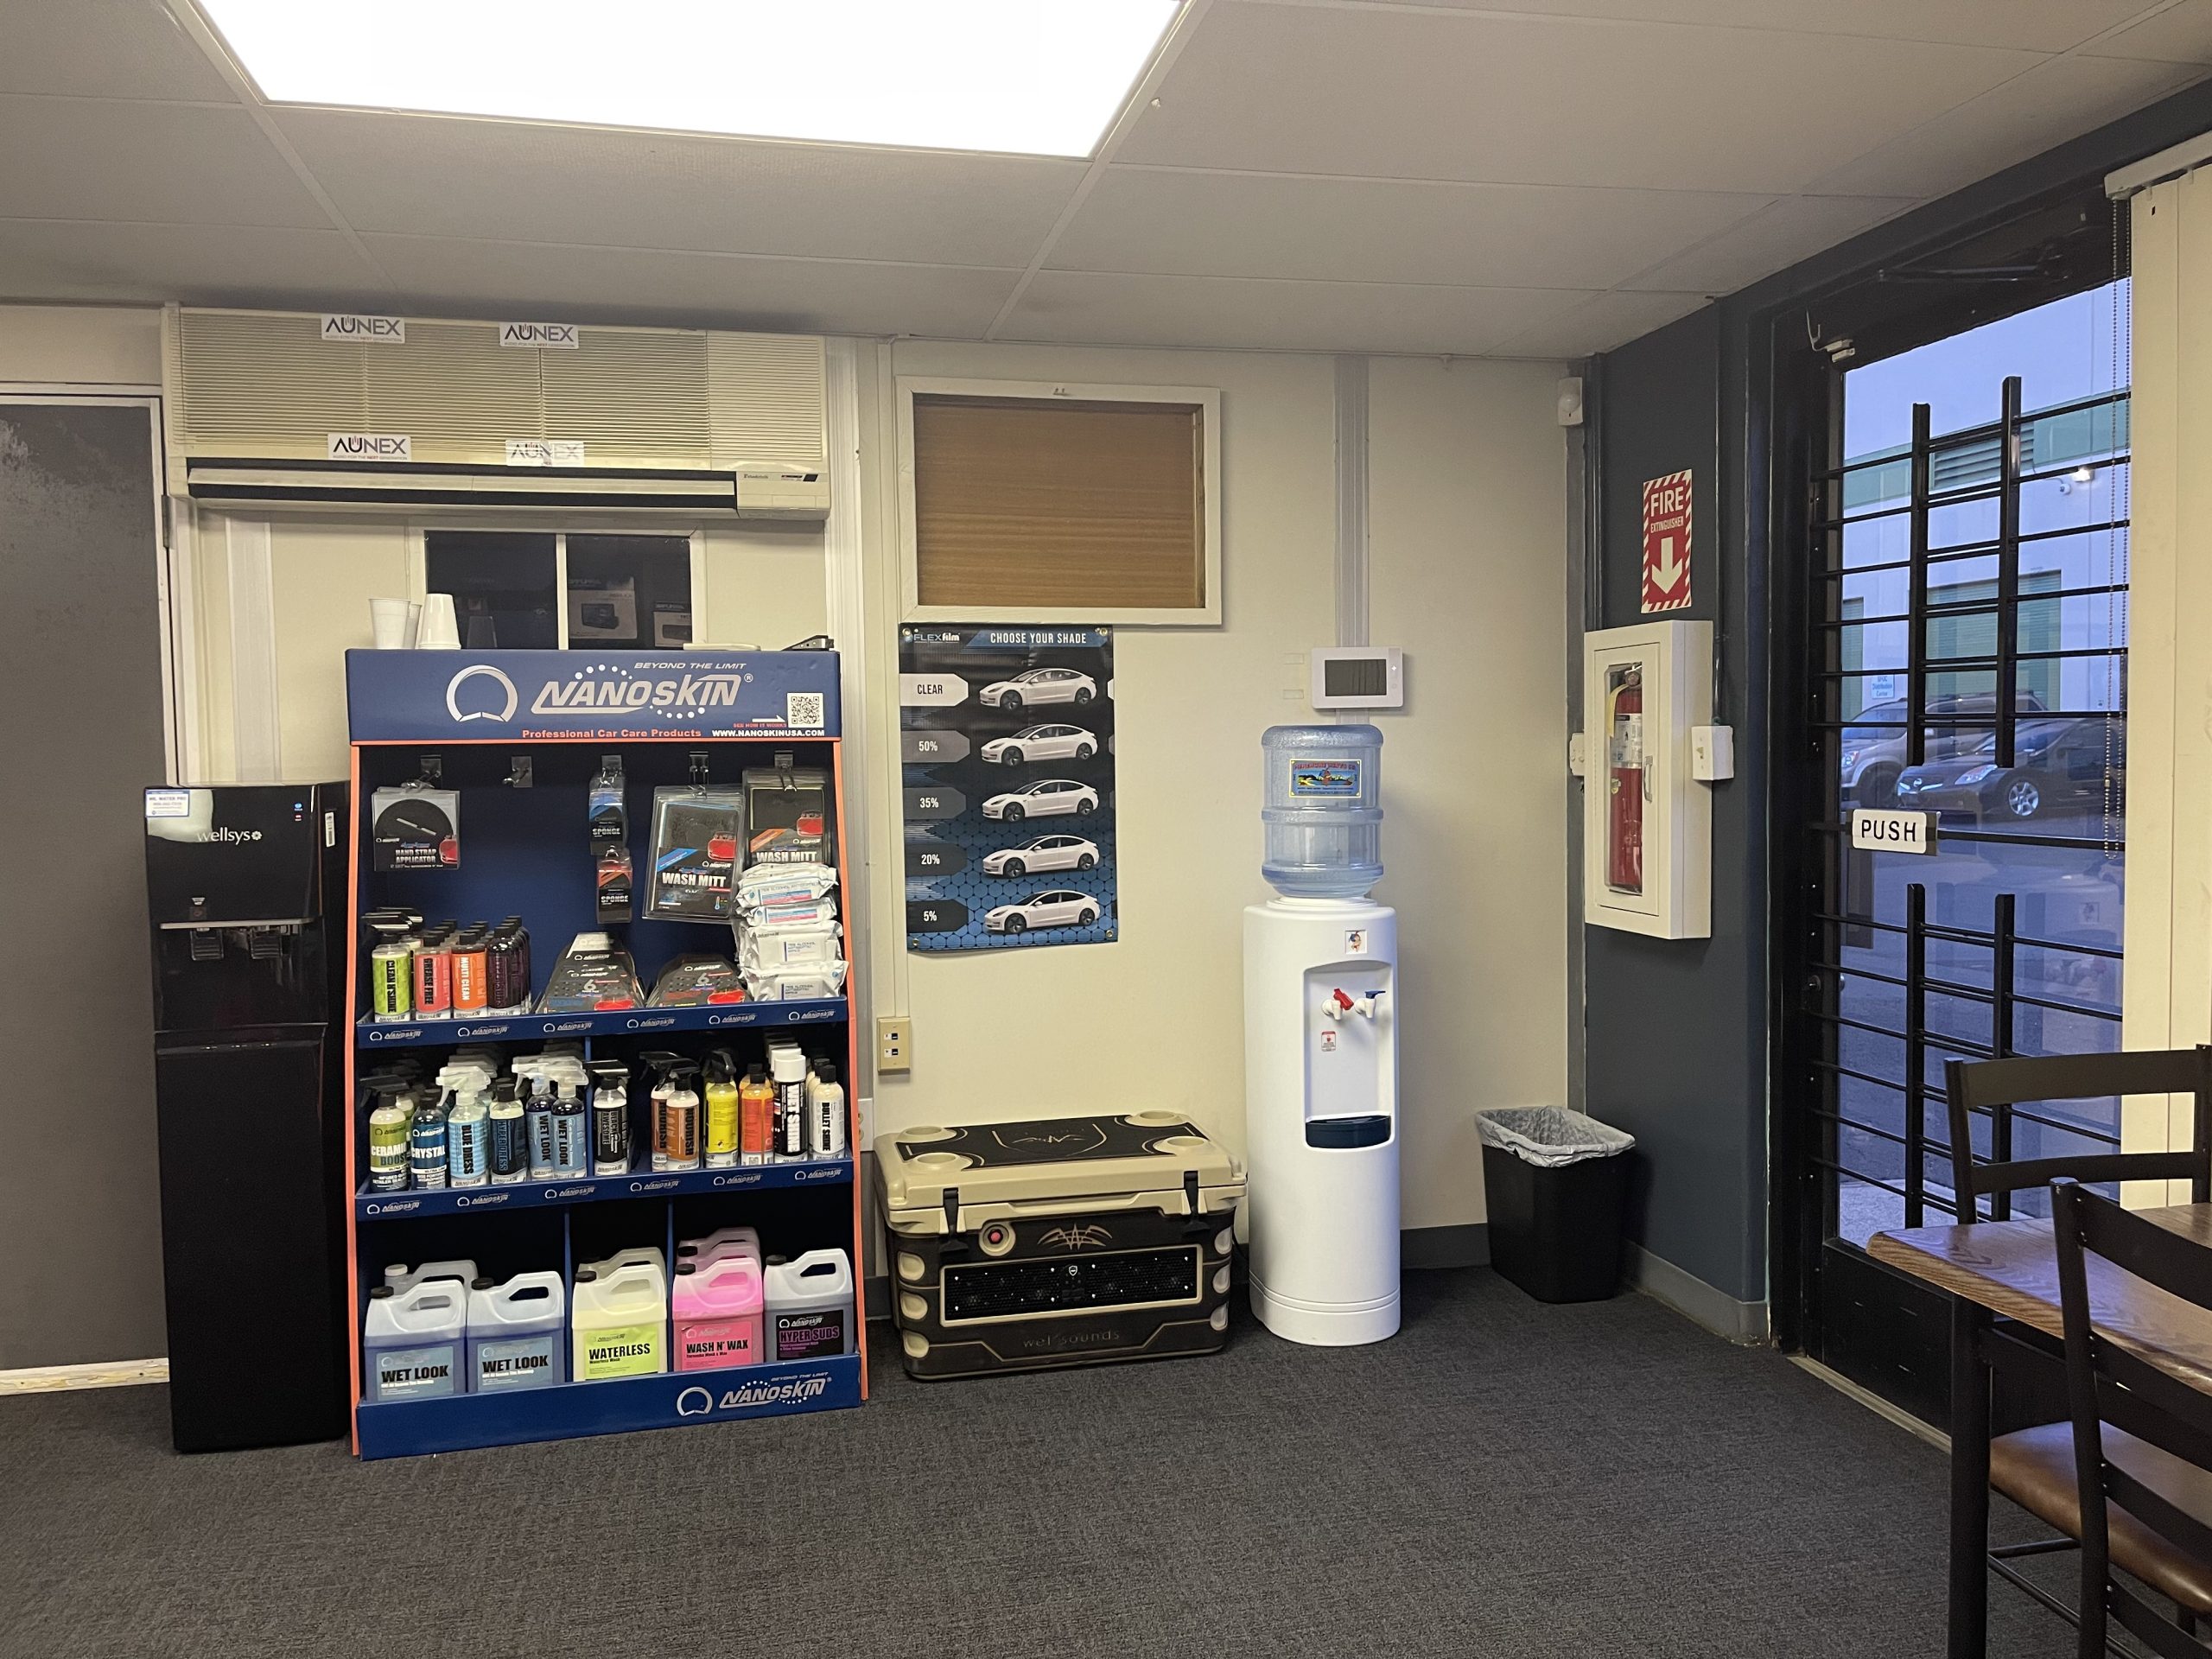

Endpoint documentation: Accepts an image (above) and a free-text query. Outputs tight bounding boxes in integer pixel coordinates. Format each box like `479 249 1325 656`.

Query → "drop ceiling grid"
0 0 2208 354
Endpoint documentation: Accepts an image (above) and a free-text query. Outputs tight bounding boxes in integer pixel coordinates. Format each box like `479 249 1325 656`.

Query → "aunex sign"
346 650 839 741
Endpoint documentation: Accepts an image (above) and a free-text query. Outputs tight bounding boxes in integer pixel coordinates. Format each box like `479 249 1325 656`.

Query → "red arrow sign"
1641 470 1693 613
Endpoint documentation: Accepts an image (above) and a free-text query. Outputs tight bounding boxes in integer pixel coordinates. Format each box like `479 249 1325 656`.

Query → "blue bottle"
525 1069 556 1179
408 1095 450 1190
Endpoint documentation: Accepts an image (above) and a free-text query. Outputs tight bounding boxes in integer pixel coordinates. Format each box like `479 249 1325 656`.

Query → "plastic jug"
384 1258 477 1295
676 1226 760 1268
671 1256 765 1371
467 1272 567 1393
363 1280 466 1402
1260 723 1384 898
581 1246 666 1284
571 1262 667 1382
762 1249 856 1363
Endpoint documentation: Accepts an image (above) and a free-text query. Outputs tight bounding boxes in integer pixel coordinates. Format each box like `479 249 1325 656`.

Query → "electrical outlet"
876 1016 911 1073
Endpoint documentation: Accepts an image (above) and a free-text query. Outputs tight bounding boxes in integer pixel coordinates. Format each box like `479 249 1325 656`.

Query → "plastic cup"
370 597 410 649
417 593 461 651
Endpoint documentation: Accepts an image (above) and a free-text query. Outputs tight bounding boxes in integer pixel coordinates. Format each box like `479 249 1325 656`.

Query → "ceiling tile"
0 218 384 307
1119 3 2041 192
1488 289 1711 358
999 269 1582 355
1383 0 2152 54
277 110 1084 268
360 235 1020 337
0 96 328 227
1618 194 1918 293
1807 51 2204 197
1051 168 1770 289
2085 0 2212 63
0 0 237 100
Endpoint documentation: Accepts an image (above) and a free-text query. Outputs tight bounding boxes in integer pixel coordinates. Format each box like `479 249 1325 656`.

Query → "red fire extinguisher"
1606 667 1644 894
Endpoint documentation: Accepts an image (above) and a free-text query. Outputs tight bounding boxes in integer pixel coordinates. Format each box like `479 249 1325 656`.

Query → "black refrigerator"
144 783 349 1452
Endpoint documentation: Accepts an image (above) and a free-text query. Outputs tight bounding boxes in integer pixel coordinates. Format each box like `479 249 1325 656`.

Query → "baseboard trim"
1623 1243 1770 1344
1402 1223 1490 1270
0 1357 168 1395
1789 1355 1948 1453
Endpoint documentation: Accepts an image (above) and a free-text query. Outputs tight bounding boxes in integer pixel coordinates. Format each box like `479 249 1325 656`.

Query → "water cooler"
1244 726 1399 1345
144 784 349 1451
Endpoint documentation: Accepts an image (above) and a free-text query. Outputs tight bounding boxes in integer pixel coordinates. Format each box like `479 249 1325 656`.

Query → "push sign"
1850 808 1938 855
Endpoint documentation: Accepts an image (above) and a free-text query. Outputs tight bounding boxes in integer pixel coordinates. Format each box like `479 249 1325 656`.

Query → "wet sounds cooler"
874 1112 1244 1381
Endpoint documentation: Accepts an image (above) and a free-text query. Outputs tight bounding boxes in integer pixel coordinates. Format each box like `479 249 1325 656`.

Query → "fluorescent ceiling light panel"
194 0 1179 158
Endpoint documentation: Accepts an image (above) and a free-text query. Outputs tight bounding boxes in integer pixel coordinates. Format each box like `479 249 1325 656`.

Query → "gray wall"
1585 308 1770 1309
0 401 168 1368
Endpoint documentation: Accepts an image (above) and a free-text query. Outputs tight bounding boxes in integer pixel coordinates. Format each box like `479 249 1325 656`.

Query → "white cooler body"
1243 897 1400 1345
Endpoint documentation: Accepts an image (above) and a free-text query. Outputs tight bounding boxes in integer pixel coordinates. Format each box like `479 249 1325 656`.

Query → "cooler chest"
875 1112 1245 1380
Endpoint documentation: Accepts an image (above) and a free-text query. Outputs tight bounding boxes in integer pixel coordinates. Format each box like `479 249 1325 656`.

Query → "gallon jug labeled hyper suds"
571 1262 667 1382
671 1255 764 1371
364 1280 466 1402
762 1249 856 1363
467 1272 566 1393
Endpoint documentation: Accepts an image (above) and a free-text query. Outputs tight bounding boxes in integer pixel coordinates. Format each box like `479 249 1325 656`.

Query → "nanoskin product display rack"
341 648 862 1459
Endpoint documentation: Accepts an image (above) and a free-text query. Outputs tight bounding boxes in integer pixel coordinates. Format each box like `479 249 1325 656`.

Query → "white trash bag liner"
1475 1107 1636 1169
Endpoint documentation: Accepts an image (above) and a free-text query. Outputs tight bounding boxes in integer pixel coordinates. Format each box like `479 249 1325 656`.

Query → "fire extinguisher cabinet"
1581 620 1713 940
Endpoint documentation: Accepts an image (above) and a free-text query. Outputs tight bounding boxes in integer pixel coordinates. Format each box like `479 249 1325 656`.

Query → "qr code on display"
786 691 826 730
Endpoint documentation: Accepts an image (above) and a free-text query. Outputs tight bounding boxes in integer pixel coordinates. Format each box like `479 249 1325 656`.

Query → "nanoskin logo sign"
673 1375 832 1417
529 671 748 715
446 665 519 723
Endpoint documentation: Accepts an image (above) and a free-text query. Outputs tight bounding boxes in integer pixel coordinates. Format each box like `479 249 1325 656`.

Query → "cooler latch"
1182 1170 1206 1235
943 1185 960 1237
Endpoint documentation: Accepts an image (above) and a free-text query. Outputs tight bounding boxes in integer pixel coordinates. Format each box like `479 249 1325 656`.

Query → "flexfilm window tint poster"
900 626 1116 953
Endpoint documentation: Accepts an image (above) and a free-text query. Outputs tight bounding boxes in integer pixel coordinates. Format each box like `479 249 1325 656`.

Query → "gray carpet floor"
3 1268 2079 1658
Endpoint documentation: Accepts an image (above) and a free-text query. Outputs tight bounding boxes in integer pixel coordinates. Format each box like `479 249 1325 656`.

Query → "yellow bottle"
704 1049 741 1168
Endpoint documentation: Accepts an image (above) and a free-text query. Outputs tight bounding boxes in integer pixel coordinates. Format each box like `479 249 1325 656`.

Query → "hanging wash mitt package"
648 788 746 922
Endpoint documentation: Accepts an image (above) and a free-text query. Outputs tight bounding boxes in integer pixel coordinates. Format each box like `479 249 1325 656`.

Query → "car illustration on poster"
978 668 1097 710
982 835 1100 877
982 779 1099 822
980 724 1097 766
985 890 1102 934
901 625 1116 953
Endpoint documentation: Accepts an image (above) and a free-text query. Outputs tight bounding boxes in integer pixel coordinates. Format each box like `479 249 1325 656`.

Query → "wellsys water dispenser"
1244 726 1400 1345
144 784 349 1450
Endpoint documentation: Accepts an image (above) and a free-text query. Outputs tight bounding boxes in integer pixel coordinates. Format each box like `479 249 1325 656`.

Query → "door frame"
0 388 174 782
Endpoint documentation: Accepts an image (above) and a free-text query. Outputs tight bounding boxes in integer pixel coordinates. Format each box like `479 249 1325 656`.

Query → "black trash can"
1477 1108 1636 1304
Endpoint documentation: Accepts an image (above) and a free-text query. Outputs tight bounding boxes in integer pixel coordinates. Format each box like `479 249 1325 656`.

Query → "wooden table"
1871 1204 2212 1658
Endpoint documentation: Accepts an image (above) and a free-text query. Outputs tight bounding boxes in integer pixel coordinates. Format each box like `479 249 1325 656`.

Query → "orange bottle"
740 1065 775 1167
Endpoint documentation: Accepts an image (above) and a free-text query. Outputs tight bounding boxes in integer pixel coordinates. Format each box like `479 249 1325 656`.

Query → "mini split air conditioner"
161 307 830 519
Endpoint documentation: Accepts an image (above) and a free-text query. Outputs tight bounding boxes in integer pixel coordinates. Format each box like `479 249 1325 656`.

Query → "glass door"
1789 279 2131 1421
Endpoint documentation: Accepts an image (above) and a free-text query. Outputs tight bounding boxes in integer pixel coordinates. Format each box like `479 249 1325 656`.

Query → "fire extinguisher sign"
1641 470 1693 613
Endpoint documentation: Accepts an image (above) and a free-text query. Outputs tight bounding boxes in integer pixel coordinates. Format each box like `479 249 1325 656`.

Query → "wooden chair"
1943 1048 2212 1640
2050 1178 2212 1656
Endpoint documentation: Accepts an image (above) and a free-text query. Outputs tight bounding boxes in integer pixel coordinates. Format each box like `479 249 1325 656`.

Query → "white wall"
856 342 1568 1230
0 304 161 386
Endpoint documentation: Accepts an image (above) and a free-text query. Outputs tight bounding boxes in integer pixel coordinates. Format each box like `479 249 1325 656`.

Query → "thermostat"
1310 647 1404 710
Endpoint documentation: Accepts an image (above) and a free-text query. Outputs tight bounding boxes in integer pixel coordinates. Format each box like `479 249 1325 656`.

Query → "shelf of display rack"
353 1353 865 1459
354 997 848 1048
355 1156 854 1220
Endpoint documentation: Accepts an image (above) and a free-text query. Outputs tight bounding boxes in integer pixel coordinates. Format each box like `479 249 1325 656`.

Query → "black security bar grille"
1799 374 2130 1236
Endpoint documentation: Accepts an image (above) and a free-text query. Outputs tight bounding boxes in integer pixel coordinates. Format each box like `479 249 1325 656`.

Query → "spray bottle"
703 1049 741 1170
772 1046 807 1161
588 1059 632 1178
740 1065 775 1167
408 1086 449 1190
642 1052 681 1173
448 1081 490 1187
487 1076 527 1185
519 1061 556 1179
664 1060 702 1173
551 1078 588 1179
